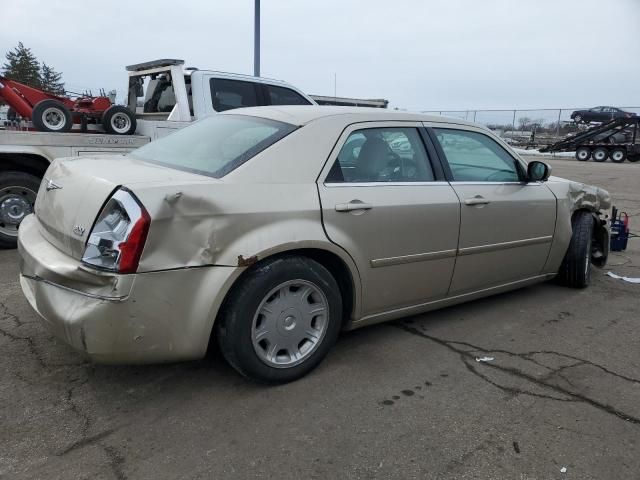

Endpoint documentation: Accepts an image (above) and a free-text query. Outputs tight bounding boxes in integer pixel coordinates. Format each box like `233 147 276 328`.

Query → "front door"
318 123 460 317
430 126 557 295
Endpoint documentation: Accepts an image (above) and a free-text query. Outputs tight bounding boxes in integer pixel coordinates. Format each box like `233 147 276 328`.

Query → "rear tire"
216 256 343 383
102 105 136 135
557 211 594 288
592 147 609 162
610 148 627 163
31 99 73 133
627 154 640 163
0 171 40 249
575 147 591 161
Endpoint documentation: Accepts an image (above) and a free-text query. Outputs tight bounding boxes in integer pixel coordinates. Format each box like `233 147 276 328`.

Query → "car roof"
222 105 477 127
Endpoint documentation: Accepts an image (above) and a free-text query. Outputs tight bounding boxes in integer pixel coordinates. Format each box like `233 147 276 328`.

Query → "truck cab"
126 59 315 140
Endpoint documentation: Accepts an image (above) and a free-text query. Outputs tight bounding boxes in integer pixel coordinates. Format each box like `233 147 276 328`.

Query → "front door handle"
464 195 491 206
335 200 373 212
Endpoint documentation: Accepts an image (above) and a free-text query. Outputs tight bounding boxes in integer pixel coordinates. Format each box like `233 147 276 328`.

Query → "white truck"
0 59 315 247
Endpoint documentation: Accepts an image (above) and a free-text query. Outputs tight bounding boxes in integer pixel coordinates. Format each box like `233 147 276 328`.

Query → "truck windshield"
128 115 297 178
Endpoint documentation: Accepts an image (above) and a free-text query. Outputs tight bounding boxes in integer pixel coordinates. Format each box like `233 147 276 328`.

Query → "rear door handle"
335 201 373 212
464 195 491 206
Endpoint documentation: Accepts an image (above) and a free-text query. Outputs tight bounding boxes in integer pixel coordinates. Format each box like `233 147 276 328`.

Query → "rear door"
318 122 460 317
428 125 557 295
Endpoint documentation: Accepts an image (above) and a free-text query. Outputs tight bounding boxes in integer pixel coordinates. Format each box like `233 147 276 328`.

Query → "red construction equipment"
0 76 136 135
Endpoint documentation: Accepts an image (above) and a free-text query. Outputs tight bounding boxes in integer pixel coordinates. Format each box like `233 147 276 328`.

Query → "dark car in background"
571 106 636 124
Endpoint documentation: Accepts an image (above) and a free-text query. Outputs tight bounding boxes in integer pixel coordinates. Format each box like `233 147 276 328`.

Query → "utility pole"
254 0 260 77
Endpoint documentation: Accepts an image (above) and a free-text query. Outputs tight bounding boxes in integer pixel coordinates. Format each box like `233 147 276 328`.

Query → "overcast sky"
2 0 639 111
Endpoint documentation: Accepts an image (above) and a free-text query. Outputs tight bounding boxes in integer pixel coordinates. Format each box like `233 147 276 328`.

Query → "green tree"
2 42 41 88
40 63 65 96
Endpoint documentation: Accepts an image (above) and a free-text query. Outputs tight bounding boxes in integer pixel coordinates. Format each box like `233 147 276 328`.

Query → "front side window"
326 127 435 183
210 79 259 112
434 128 522 182
266 85 311 106
129 115 296 178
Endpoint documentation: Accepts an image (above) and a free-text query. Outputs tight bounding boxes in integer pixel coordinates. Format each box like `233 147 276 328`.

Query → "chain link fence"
421 107 640 148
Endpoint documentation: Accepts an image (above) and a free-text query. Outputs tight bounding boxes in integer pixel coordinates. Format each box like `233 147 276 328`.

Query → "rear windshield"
129 115 297 178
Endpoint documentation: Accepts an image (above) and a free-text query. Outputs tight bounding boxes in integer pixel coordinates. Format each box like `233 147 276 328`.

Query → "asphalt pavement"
1 156 639 479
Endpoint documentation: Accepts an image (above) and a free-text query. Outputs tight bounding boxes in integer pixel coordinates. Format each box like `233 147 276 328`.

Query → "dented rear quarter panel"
130 117 363 321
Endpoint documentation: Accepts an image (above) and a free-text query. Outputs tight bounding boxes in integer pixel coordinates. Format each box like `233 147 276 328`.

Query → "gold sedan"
18 107 611 382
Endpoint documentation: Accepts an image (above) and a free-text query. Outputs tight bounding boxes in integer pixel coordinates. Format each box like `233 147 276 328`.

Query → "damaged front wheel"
557 211 594 288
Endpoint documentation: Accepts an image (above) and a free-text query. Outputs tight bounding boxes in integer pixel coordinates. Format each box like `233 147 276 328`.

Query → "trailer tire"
557 211 594 289
628 155 639 163
592 147 609 162
102 105 136 135
0 171 40 249
32 99 73 133
575 147 591 161
610 148 627 163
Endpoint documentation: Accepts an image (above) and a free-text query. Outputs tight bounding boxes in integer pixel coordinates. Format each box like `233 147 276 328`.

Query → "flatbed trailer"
0 130 150 247
540 117 640 163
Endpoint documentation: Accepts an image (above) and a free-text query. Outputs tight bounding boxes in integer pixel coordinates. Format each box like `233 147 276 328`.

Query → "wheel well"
291 248 355 327
223 248 355 325
0 153 50 179
207 248 357 355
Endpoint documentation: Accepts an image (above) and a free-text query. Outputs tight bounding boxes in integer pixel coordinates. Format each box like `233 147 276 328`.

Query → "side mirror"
527 160 551 182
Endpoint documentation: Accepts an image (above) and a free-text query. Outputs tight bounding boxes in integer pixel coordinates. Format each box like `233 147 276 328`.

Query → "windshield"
129 115 297 178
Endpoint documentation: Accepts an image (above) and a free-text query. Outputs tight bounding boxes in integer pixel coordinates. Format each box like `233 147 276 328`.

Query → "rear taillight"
82 188 150 274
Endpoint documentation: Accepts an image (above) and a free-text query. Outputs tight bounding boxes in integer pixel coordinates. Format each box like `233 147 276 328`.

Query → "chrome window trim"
324 181 544 187
449 181 543 186
324 181 448 187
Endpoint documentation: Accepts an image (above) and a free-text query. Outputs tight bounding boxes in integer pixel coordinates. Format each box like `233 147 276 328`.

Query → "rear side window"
129 115 296 178
266 85 311 106
433 128 523 182
143 74 176 113
326 127 435 183
210 79 259 112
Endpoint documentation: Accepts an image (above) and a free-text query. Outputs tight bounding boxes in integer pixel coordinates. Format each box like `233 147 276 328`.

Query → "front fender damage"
545 177 611 269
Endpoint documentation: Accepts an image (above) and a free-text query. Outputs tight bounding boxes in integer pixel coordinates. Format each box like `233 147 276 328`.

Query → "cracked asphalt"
2 157 640 479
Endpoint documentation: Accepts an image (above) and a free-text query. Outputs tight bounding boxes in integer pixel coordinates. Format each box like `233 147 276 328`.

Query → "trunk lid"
35 155 213 259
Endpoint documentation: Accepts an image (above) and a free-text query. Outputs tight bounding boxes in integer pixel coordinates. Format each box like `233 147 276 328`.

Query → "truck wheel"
628 155 639 163
592 147 609 162
574 115 583 123
557 211 594 289
32 99 73 133
610 148 627 163
102 105 136 135
0 171 40 249
575 147 591 161
216 256 342 383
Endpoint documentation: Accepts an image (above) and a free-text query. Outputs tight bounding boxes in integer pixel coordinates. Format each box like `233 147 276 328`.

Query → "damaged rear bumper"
18 214 238 364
